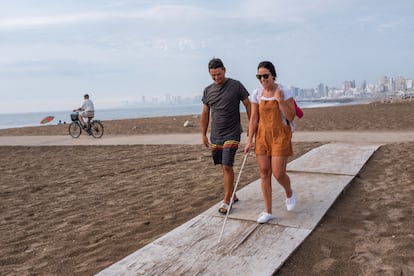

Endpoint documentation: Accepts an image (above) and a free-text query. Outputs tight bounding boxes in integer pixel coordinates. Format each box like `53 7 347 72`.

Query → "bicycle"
68 111 104 138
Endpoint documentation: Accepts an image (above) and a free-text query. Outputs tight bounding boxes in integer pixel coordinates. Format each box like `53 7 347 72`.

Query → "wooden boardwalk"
97 143 381 276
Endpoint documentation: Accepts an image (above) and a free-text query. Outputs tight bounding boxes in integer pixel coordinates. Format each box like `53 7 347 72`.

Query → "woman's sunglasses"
256 74 270 80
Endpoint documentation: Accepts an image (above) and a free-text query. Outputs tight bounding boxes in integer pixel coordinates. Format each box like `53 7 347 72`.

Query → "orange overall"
255 99 293 157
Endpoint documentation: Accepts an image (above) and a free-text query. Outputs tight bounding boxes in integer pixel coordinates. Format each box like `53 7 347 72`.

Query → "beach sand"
0 102 413 275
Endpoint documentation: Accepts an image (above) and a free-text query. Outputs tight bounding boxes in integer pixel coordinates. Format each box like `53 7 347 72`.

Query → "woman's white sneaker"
257 212 273 224
286 190 296 211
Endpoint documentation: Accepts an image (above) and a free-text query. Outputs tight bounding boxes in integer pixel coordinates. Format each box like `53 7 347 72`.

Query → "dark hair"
258 61 277 80
208 58 225 70
84 94 89 99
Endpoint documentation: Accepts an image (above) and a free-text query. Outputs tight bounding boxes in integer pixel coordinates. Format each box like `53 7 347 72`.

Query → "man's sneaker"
286 190 296 211
257 212 273 224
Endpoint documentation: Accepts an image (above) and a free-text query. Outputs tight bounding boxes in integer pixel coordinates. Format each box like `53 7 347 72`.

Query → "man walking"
201 58 251 214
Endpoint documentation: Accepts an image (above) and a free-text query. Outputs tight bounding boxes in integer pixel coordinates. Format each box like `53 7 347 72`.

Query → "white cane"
218 154 249 242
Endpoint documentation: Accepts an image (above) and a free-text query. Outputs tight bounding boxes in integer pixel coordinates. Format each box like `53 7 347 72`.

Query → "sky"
1 0 414 113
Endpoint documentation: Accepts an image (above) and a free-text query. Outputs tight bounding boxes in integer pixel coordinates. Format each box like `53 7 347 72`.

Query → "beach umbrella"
40 116 54 124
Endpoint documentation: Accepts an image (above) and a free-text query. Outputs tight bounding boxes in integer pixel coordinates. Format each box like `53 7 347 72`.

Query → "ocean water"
0 100 368 130
0 104 204 129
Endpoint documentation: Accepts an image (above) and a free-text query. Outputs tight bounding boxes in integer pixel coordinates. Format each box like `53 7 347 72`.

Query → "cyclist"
74 94 95 130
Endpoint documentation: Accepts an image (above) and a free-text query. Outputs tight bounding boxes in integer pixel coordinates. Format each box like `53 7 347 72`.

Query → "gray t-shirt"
202 78 249 138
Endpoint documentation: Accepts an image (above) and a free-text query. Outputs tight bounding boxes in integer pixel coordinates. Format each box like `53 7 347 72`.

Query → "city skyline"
120 73 414 106
1 1 414 113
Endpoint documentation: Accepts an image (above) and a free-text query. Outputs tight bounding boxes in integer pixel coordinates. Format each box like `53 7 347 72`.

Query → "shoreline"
1 101 413 137
0 97 403 131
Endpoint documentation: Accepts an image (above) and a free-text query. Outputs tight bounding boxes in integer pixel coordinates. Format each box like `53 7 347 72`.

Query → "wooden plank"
204 173 355 230
96 215 311 276
287 143 381 175
97 143 382 275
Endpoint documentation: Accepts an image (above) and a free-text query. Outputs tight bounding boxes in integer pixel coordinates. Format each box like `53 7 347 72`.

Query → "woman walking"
244 61 296 224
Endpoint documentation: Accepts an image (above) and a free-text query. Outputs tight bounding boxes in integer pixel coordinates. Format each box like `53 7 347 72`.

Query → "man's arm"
242 98 251 136
76 101 86 111
200 104 210 147
242 98 251 120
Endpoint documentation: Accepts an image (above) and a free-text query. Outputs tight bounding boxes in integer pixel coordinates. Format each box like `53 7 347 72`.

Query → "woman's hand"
244 142 252 155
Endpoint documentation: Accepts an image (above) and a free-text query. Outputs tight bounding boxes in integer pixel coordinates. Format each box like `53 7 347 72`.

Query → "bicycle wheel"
90 121 104 138
68 122 82 138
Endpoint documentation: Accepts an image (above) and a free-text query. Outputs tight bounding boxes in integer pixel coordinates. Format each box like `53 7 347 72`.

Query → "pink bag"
294 100 304 118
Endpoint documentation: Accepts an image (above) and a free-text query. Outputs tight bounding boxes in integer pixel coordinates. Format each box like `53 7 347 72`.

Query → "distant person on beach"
74 94 95 129
244 61 296 224
201 58 251 214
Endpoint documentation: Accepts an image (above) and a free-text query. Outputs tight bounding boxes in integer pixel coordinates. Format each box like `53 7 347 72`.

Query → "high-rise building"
289 86 300 98
379 76 390 91
406 79 413 89
361 80 367 90
395 76 406 91
389 77 396 92
343 81 353 91
317 83 325 98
